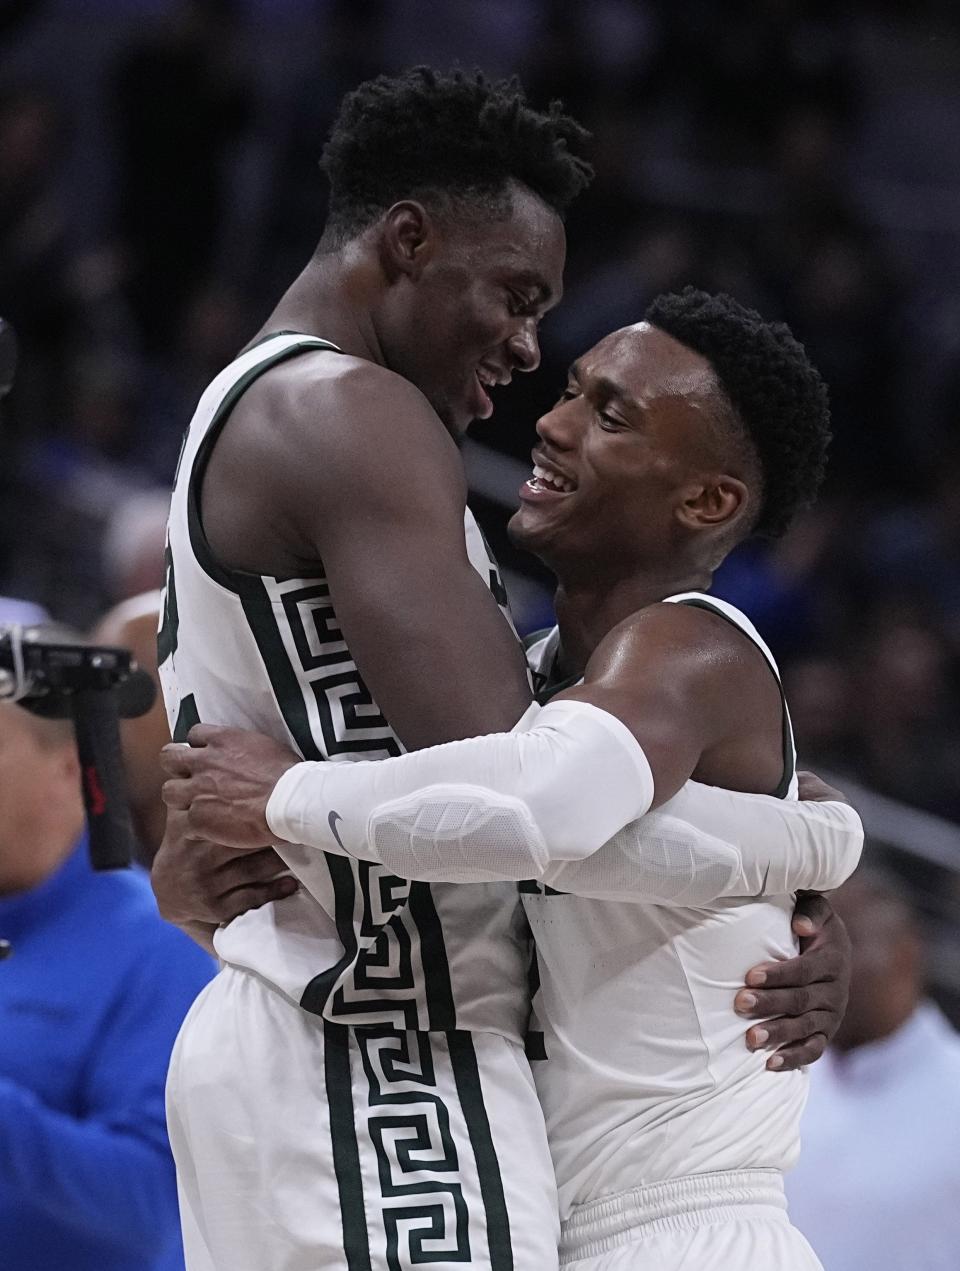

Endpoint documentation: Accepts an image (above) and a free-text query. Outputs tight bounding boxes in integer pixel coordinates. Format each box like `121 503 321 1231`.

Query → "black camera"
1 624 157 870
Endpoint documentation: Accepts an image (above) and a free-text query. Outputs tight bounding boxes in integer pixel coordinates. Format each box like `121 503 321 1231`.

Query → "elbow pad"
266 698 655 884
657 782 864 898
541 782 863 905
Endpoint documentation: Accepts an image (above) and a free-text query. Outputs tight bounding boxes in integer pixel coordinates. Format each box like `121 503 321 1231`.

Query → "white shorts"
559 1170 822 1270
166 964 559 1271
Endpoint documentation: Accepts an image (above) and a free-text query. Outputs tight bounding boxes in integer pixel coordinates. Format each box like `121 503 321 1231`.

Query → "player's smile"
519 449 578 501
509 322 733 573
467 369 496 420
469 362 511 421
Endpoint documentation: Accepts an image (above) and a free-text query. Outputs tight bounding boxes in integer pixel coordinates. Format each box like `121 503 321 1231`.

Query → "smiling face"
508 322 753 579
380 181 566 436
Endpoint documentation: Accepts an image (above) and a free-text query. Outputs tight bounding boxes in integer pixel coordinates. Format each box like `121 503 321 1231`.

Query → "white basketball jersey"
523 593 808 1218
159 332 530 1040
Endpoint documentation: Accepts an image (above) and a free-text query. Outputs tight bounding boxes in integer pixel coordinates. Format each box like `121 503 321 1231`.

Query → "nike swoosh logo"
328 810 347 852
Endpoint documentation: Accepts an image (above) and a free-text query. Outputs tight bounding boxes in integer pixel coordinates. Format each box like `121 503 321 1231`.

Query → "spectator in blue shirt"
0 698 215 1271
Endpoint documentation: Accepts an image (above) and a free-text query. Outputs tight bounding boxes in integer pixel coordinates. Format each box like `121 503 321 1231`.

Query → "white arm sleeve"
266 698 655 883
542 780 864 905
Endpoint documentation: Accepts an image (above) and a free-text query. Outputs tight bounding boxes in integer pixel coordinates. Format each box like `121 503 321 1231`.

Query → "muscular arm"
154 352 533 932
204 355 533 749
261 602 789 872
165 603 861 892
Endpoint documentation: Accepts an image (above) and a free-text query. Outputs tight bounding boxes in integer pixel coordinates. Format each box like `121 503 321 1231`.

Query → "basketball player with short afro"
154 63 853 1271
644 286 830 540
320 66 592 249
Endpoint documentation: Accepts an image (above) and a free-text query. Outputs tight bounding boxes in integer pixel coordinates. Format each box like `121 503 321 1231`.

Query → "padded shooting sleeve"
541 781 863 904
266 698 655 883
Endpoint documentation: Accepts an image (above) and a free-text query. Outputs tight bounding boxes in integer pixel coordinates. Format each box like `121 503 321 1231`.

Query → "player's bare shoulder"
572 598 785 794
585 600 755 690
201 343 465 577
232 348 461 490
581 598 781 733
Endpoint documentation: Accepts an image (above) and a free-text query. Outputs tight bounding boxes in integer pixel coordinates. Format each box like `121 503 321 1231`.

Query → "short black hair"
645 286 831 539
320 67 593 244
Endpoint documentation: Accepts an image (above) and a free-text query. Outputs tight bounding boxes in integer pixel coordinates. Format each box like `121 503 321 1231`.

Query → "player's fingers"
184 801 265 851
162 776 194 810
214 847 289 890
746 1010 834 1053
745 944 843 991
221 876 299 921
765 1033 829 1072
735 983 832 1019
159 744 197 778
791 891 834 938
186 723 218 747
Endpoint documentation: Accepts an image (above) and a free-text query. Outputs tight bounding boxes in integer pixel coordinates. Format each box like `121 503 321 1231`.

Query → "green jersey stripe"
408 884 457 1032
323 1021 374 1271
235 574 324 761
448 1031 515 1270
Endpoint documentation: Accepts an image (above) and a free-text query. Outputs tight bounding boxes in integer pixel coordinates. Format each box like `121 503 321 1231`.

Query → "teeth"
531 464 574 493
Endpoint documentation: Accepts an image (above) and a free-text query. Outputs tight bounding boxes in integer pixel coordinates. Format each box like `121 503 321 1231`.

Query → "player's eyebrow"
568 362 642 414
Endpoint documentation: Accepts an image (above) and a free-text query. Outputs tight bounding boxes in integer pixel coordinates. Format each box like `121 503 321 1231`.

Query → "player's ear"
378 201 437 282
675 475 748 533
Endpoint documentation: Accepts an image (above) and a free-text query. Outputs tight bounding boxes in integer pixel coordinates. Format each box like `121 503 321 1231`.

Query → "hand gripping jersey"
159 333 531 1042
522 594 811 1222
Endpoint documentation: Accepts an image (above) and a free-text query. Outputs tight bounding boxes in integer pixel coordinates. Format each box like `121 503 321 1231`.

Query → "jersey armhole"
186 337 342 592
675 597 796 799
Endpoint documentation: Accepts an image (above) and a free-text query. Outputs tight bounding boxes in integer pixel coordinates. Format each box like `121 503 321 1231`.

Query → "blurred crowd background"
2 3 960 1266
5 0 960 821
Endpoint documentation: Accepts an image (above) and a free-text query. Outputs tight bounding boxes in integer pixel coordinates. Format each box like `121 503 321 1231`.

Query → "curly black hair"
645 286 831 539
319 67 593 244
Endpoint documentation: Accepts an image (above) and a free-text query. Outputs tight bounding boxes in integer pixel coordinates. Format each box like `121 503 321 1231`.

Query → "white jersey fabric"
523 594 821 1269
167 965 560 1271
162 343 834 1271
159 331 530 1042
558 1170 821 1270
159 333 553 1270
